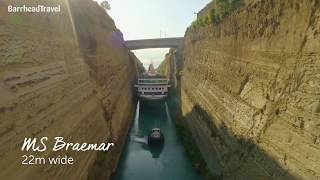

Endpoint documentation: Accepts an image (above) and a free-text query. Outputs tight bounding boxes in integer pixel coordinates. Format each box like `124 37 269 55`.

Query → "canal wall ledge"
0 0 140 179
178 0 320 179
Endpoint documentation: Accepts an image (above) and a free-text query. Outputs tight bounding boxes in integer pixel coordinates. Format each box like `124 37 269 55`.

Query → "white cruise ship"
134 64 171 101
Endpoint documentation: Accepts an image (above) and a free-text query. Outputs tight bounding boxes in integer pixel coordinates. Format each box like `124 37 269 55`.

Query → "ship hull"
138 94 168 101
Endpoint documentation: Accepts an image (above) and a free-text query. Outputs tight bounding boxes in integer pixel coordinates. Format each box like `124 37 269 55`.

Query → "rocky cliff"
0 0 137 179
181 0 320 179
158 49 178 88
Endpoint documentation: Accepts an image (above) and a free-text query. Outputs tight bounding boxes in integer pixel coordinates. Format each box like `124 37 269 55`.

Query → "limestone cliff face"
158 49 179 89
181 0 320 179
0 0 137 179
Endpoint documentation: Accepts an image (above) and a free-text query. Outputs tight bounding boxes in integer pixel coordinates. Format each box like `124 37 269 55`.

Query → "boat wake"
132 136 148 145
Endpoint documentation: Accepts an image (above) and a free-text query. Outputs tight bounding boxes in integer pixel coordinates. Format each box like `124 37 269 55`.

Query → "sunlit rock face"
0 0 138 179
157 49 179 88
181 0 320 179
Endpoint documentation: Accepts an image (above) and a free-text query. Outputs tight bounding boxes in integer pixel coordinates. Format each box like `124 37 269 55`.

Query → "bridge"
125 37 184 50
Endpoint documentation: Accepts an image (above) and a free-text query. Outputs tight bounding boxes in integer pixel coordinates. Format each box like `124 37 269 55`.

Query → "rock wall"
0 0 137 179
181 0 320 179
158 49 179 89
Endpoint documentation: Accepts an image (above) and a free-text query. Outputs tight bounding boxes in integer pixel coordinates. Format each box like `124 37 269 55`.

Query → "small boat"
148 128 164 146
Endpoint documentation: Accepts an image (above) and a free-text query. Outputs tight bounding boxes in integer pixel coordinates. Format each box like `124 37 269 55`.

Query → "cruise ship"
134 64 170 101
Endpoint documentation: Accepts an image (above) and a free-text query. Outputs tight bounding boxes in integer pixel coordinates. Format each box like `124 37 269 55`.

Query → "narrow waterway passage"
112 101 202 180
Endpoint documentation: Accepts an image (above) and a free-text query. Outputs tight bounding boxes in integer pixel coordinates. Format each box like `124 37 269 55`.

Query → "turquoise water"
112 101 202 180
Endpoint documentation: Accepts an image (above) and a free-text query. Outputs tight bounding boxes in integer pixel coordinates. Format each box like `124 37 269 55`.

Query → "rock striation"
158 49 179 88
180 0 320 179
0 0 138 179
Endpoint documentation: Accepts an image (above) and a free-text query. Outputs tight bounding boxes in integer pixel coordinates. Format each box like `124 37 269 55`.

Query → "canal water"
112 101 202 180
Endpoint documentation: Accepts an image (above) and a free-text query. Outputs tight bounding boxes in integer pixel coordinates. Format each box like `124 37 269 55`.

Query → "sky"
94 0 211 68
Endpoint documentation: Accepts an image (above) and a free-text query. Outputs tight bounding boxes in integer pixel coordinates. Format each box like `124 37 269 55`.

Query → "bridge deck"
125 37 184 50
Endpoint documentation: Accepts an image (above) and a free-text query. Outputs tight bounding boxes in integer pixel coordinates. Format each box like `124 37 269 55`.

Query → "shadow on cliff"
171 100 299 180
167 50 223 179
188 104 297 180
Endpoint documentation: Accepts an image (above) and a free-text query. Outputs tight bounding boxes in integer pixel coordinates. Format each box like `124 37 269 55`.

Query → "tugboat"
148 128 164 146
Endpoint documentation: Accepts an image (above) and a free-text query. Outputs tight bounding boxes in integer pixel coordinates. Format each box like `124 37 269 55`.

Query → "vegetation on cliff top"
100 0 111 10
191 0 244 29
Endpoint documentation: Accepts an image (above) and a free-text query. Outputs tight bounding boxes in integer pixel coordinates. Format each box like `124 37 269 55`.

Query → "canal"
112 101 202 180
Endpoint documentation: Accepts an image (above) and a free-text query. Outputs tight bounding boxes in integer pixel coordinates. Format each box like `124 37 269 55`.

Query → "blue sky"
94 0 211 68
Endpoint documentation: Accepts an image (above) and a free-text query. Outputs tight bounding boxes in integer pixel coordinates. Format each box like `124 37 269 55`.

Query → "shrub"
216 0 231 19
100 0 111 10
191 0 244 30
199 18 205 27
204 16 210 25
209 8 220 24
230 0 245 11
